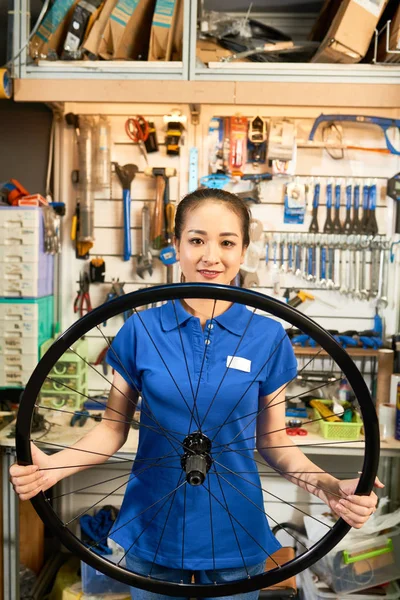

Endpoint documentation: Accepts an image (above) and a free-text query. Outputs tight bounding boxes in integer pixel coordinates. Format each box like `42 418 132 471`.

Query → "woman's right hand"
9 443 59 501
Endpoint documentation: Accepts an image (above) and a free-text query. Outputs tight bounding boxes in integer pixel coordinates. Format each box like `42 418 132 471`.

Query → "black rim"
16 283 380 597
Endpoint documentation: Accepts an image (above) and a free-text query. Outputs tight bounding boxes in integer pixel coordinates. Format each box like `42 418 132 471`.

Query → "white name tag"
226 356 251 372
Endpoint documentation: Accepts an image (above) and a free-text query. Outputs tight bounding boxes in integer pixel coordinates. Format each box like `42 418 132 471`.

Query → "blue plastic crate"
81 558 131 595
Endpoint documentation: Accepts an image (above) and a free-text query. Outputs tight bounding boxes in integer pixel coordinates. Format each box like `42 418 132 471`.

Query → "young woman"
10 189 382 600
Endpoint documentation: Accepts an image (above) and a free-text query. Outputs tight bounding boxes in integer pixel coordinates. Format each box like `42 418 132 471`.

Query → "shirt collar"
161 300 250 336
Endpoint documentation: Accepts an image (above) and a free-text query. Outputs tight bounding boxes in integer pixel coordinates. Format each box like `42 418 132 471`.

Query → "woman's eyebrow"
187 229 239 237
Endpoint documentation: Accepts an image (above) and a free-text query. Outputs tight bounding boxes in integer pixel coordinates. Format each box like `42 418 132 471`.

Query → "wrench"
294 237 302 277
314 235 321 286
353 244 362 300
333 235 341 290
319 240 327 288
326 243 335 289
339 238 349 295
351 182 362 234
280 236 287 273
376 244 389 308
287 236 294 273
333 181 343 233
323 182 334 233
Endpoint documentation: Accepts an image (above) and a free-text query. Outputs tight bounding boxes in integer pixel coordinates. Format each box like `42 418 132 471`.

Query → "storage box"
312 400 362 440
310 0 389 63
311 528 400 595
81 556 130 595
299 566 400 599
0 207 54 298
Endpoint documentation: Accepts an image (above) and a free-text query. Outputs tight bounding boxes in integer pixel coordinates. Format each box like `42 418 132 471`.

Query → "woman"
10 188 382 600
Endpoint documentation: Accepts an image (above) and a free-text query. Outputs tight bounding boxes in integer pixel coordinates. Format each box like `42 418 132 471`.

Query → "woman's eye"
222 240 235 247
189 238 203 245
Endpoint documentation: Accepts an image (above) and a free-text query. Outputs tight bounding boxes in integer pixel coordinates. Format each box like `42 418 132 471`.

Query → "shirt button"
205 339 211 345
207 323 214 329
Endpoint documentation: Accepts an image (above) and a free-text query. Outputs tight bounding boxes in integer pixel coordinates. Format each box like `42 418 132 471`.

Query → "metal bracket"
373 20 400 64
189 103 200 126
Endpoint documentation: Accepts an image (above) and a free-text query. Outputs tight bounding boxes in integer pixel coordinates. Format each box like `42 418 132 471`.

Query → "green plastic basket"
312 400 362 440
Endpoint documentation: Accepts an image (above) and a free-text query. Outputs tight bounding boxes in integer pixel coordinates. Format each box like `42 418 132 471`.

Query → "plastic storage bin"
310 528 400 595
81 556 131 595
299 567 400 599
312 400 362 440
39 337 88 410
0 206 54 298
0 296 54 387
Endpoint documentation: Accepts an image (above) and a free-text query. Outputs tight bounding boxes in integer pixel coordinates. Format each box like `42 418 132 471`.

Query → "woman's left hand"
325 476 384 529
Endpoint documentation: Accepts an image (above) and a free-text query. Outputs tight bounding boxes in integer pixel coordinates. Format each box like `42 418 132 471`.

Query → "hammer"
144 167 176 250
114 163 138 261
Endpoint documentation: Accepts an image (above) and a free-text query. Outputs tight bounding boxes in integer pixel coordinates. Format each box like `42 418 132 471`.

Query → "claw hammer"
114 163 139 261
144 167 176 250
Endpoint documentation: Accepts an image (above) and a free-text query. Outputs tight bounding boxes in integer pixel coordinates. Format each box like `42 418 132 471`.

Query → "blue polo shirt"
106 300 297 570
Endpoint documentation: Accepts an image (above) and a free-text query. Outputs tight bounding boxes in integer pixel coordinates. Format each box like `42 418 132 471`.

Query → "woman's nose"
202 243 220 264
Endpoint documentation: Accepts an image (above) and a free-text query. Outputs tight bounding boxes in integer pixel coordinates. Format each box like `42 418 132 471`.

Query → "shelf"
13 77 400 107
293 347 393 358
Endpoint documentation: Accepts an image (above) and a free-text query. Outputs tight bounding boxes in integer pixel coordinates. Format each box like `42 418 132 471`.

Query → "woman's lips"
198 270 223 279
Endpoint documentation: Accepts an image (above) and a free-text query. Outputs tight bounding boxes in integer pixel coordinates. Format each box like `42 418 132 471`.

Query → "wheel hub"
181 431 212 486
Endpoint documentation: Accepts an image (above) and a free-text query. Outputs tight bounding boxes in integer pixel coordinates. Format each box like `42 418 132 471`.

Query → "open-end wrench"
280 235 287 273
343 182 353 233
319 238 327 288
359 237 370 300
136 204 153 278
351 182 362 233
333 235 341 290
301 238 307 279
339 237 348 295
294 237 302 277
309 183 320 233
333 181 343 233
287 236 294 273
307 235 315 281
365 182 379 236
326 242 335 289
323 182 334 233
369 241 380 298
353 242 362 300
346 235 355 295
314 234 321 286
360 182 370 234
376 243 389 308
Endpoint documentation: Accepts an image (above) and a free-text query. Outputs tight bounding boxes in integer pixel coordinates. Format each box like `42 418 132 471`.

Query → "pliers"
74 273 92 318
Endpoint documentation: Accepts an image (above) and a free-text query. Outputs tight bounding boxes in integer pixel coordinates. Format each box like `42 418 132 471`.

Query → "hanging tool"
323 182 334 233
89 257 106 283
102 279 132 324
333 182 343 233
351 182 362 234
309 114 400 155
360 182 370 234
70 409 90 427
144 167 176 251
343 182 352 233
240 172 272 203
73 272 92 318
114 163 139 262
136 205 153 279
365 182 379 236
188 147 199 193
125 117 149 165
71 202 90 259
229 116 248 172
247 116 268 164
200 174 231 189
309 182 320 233
387 172 400 234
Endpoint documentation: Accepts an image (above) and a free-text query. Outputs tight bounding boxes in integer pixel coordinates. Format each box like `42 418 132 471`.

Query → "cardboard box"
82 0 119 58
98 0 156 60
196 38 233 64
310 0 390 63
29 0 78 59
376 3 400 63
148 0 181 61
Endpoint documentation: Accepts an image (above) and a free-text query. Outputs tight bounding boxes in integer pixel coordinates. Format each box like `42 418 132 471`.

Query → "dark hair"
175 188 250 247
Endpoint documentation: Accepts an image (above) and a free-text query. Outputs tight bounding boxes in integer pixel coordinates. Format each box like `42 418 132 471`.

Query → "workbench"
2 414 400 600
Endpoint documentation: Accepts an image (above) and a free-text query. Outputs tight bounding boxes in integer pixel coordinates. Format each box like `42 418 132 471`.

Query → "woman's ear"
174 236 180 260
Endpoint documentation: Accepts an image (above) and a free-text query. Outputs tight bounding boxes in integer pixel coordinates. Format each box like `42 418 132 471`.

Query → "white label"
226 356 251 373
353 0 385 17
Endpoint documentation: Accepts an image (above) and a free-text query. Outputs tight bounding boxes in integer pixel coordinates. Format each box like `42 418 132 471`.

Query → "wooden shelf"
13 78 400 107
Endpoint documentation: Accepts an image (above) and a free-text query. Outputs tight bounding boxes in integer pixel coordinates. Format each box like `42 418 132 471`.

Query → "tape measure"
0 69 12 99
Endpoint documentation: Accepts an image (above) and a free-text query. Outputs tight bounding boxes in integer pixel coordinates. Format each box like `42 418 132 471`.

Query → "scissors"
125 116 149 165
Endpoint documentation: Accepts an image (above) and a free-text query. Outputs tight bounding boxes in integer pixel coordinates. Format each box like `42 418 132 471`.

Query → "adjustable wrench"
376 244 389 308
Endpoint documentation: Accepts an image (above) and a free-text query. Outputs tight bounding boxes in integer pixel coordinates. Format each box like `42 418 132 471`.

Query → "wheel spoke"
217 472 308 552
171 300 201 433
133 310 202 431
216 447 343 499
212 459 332 529
65 455 177 526
69 345 187 438
208 477 216 581
149 473 184 578
181 479 187 581
210 328 298 444
200 308 257 430
90 479 187 553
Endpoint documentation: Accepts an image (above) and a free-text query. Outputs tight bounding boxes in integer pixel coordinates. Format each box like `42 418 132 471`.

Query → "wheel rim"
16 283 380 597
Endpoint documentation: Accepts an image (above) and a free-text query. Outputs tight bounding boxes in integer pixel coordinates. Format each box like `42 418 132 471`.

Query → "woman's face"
175 201 246 285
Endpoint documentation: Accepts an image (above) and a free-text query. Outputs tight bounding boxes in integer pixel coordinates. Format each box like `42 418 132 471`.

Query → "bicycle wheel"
16 283 380 597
